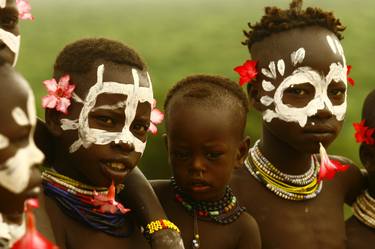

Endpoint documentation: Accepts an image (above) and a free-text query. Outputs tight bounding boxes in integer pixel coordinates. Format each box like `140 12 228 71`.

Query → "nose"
189 155 206 176
111 140 135 152
314 104 333 119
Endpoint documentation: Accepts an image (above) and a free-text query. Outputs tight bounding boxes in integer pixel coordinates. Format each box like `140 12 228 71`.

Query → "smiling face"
0 0 20 66
250 26 347 152
0 64 44 214
50 61 152 187
166 100 246 201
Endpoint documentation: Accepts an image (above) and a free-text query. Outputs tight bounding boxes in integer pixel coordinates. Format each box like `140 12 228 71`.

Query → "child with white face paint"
0 0 20 66
230 1 367 249
0 59 44 248
37 38 184 249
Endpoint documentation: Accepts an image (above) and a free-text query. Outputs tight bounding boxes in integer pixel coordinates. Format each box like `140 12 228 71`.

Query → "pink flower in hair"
317 143 349 182
42 75 75 114
16 0 34 20
91 181 130 214
148 99 164 135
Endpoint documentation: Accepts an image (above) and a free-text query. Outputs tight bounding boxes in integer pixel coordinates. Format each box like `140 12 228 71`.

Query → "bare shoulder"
150 179 172 200
329 154 366 204
236 212 261 249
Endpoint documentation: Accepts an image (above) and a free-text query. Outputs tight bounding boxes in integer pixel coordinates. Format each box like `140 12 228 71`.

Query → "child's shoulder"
150 179 172 199
234 211 261 249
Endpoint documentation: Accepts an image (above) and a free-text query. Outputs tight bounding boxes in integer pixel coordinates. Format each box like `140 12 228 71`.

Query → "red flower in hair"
234 60 258 86
347 65 355 86
317 143 349 182
353 119 375 145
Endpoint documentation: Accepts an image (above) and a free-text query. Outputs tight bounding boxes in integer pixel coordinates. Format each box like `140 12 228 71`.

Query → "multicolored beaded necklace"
245 140 323 201
171 177 246 249
41 168 133 237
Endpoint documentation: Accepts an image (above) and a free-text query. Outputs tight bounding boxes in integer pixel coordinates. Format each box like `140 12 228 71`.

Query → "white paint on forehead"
0 28 20 66
0 0 5 8
12 107 29 126
290 48 305 66
0 91 44 193
262 80 275 92
0 134 9 150
326 35 337 54
91 100 127 112
60 64 153 155
260 96 274 107
262 61 277 79
277 59 285 76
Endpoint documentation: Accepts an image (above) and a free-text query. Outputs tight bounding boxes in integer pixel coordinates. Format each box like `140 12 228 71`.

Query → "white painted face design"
0 90 44 193
260 36 347 127
60 64 153 155
0 29 20 67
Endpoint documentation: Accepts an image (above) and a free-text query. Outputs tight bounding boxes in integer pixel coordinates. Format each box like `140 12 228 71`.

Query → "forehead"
251 26 345 76
71 61 150 98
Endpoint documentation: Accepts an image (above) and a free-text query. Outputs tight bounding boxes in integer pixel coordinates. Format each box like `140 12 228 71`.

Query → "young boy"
38 38 182 249
0 0 20 66
231 1 367 248
346 89 375 248
152 75 261 249
0 59 44 248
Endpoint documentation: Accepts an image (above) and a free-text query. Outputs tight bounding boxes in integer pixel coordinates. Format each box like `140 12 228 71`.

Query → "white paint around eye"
60 64 153 155
277 59 285 76
260 96 274 106
0 29 20 67
326 35 337 54
0 134 9 150
12 107 29 126
262 80 275 91
290 48 305 66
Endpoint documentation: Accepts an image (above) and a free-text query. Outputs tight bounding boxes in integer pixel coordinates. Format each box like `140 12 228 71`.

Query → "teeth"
106 162 126 170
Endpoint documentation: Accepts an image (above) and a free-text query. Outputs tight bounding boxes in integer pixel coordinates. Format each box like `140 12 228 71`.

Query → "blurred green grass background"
17 0 375 183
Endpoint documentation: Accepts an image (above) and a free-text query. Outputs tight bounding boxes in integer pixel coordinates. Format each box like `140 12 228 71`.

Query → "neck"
260 125 312 175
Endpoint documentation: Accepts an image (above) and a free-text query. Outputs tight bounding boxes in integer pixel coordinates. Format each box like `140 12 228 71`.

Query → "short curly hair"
243 0 345 49
164 74 249 133
53 38 146 77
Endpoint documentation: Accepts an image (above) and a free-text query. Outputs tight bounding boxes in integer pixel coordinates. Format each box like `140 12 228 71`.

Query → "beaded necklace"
353 190 375 229
41 168 133 237
171 177 246 248
245 140 323 201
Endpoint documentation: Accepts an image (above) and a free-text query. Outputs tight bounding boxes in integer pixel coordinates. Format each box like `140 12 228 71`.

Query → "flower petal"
56 98 71 114
150 108 164 124
41 95 58 109
43 79 57 93
148 123 158 135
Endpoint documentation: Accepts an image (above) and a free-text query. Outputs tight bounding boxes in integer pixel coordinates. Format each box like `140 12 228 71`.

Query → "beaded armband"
143 219 180 241
353 190 375 229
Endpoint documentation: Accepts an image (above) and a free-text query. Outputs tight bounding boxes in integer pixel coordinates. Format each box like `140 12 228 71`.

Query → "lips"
100 159 133 183
303 126 336 142
188 179 211 192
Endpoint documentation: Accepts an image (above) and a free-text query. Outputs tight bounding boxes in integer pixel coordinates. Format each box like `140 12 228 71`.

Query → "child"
0 0 20 66
38 38 181 249
152 75 261 249
0 59 44 247
231 1 367 248
346 89 375 248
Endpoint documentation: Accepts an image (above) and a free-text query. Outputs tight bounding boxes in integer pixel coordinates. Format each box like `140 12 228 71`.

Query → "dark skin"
230 26 365 249
152 98 261 249
346 91 375 249
39 60 150 249
0 64 41 223
0 0 19 65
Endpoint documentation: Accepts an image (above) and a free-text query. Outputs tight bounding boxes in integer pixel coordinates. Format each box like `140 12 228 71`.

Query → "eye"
285 87 307 96
131 122 150 134
95 115 115 126
206 151 223 160
171 150 190 160
329 88 346 96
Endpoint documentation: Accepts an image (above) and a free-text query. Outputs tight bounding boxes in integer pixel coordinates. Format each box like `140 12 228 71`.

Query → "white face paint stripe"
12 107 30 126
262 80 275 91
0 134 9 150
326 35 337 54
290 48 305 66
91 101 127 112
60 64 153 155
260 96 274 106
0 29 20 66
277 59 285 76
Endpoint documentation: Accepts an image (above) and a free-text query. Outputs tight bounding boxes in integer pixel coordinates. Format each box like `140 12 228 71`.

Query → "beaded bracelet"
143 219 180 241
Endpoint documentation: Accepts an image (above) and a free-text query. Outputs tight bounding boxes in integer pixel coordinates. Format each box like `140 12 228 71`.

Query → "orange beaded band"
143 219 180 241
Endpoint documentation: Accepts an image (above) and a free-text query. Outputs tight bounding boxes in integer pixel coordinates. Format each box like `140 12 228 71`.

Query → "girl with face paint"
346 90 375 249
0 0 20 66
230 1 367 249
37 38 183 249
0 61 44 248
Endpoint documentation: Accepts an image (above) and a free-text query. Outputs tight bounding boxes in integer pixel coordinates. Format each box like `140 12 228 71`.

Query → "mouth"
189 180 211 192
303 128 335 142
100 160 133 183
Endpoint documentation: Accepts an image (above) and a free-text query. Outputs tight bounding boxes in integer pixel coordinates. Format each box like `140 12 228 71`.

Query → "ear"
235 136 251 169
44 109 63 137
247 80 266 112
